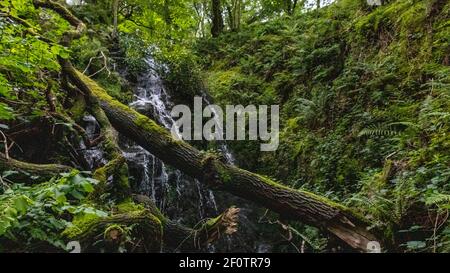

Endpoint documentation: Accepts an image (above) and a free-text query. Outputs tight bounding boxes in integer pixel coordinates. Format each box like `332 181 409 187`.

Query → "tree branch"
0 152 73 184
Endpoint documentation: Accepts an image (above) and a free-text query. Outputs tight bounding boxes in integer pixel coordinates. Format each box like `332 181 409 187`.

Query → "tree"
112 0 120 39
284 0 299 15
225 0 241 31
211 0 224 37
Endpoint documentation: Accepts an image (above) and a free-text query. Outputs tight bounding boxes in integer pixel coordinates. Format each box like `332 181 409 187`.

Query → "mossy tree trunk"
0 152 73 184
32 0 380 252
65 194 239 252
133 194 239 252
61 60 379 252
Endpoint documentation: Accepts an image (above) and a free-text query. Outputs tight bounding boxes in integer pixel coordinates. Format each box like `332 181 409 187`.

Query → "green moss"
69 95 86 121
90 157 130 200
134 115 171 138
63 212 105 239
103 224 124 240
93 166 107 182
217 164 232 184
255 172 368 222
116 199 145 214
76 70 140 117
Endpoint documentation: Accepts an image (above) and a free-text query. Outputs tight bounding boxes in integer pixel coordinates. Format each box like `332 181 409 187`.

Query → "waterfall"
80 56 267 252
121 56 218 219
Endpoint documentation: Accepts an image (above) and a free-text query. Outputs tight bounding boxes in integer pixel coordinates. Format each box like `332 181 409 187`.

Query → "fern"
358 124 399 137
425 193 450 208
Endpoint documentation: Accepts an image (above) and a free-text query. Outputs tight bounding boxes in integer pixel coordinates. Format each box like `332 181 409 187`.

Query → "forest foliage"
0 0 449 252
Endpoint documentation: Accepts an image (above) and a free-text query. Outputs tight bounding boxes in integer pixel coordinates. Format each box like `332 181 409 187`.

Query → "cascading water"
81 56 273 252
80 115 108 169
121 57 219 220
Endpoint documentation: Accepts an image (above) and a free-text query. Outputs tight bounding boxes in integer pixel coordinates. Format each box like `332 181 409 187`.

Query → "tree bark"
65 194 239 252
211 0 224 37
233 0 241 31
0 152 73 184
133 194 239 252
112 0 120 39
61 61 380 252
64 210 164 252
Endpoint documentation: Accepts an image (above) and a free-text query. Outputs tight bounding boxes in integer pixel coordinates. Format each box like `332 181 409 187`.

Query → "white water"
122 56 219 217
80 115 108 169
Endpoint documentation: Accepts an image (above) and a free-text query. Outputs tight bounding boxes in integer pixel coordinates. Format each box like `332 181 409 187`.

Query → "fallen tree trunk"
65 195 239 252
64 210 164 252
61 61 379 252
134 194 239 252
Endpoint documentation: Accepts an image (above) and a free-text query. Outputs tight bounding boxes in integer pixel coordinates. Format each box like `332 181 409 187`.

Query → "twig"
83 55 103 74
0 97 31 106
45 81 57 112
88 51 111 78
433 210 449 253
0 130 9 159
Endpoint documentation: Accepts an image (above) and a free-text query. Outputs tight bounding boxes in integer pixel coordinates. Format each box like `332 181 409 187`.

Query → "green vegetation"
197 0 450 252
0 0 449 253
0 171 106 251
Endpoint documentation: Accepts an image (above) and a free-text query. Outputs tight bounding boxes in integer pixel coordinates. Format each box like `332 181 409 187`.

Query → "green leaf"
55 192 67 204
50 45 61 56
70 189 84 200
2 170 18 178
70 174 84 185
80 181 95 193
0 219 12 236
13 196 29 215
0 103 14 120
405 241 426 250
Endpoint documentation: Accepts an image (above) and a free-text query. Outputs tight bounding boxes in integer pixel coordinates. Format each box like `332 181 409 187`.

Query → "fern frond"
358 124 399 137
